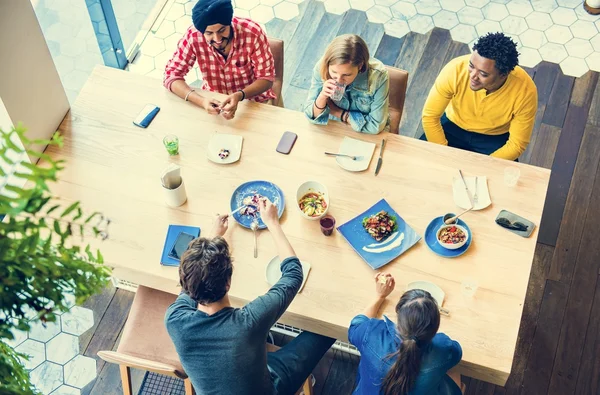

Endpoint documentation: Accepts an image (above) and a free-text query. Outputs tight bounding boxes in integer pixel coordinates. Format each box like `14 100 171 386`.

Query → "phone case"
133 105 160 128
276 131 297 154
495 210 535 238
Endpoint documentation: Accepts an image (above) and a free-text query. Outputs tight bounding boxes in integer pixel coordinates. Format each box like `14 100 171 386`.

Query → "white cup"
504 166 520 187
163 180 187 207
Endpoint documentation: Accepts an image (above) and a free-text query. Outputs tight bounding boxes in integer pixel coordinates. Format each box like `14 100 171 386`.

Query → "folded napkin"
161 164 182 189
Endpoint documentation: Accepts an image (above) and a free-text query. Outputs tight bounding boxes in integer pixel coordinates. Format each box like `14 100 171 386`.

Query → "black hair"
472 32 519 75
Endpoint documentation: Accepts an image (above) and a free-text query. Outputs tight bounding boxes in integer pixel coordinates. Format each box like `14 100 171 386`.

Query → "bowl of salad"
296 181 329 220
436 224 469 250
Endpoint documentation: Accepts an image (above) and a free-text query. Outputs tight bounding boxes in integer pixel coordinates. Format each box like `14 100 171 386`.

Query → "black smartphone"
168 232 196 260
495 210 535 238
133 104 160 128
276 131 297 154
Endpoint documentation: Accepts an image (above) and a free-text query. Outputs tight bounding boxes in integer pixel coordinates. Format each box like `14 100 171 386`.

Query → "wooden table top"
49 66 550 386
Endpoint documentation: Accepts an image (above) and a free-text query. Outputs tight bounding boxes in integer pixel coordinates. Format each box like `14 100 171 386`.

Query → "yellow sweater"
422 55 538 160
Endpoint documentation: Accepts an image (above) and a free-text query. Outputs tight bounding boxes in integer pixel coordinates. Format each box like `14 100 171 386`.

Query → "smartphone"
495 210 535 238
168 232 196 260
133 104 160 128
276 131 297 154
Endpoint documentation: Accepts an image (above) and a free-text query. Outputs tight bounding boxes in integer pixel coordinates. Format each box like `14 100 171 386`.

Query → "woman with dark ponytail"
348 273 464 395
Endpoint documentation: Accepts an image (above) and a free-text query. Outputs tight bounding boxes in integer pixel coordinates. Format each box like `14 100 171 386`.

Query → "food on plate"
438 226 466 244
298 192 327 217
362 210 397 242
218 148 230 159
240 193 264 217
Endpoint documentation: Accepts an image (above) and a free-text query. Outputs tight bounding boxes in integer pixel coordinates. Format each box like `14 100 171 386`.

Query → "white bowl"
296 181 330 220
436 224 469 250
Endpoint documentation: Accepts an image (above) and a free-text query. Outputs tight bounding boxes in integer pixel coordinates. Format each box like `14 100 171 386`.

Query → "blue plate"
230 181 285 229
424 216 472 258
337 199 421 270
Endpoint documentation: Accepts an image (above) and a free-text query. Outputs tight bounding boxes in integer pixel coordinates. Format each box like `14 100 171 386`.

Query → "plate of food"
207 133 243 164
424 216 472 258
337 199 421 269
296 181 329 220
230 181 285 229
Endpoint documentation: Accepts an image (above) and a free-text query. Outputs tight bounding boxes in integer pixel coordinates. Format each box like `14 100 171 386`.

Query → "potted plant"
0 125 111 395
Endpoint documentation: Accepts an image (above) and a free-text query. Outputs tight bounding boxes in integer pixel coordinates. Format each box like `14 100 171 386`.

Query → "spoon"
324 152 361 160
444 208 472 225
251 221 258 258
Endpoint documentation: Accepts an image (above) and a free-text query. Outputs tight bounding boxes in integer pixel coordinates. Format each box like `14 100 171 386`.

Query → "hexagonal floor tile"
46 333 79 365
261 0 283 5
349 0 374 11
237 0 260 10
433 10 460 30
550 7 577 26
274 2 299 20
564 38 594 58
390 1 417 20
507 0 533 17
591 35 600 52
367 5 393 24
439 0 464 12
560 57 589 77
29 318 61 343
525 11 553 31
64 355 97 389
557 0 582 7
15 339 46 370
60 38 87 58
384 19 411 38
570 20 598 40
250 4 275 23
481 3 508 22
519 47 542 68
61 306 94 336
375 0 397 5
50 385 81 395
545 24 573 44
53 56 75 76
586 52 600 72
465 0 489 7
165 3 186 21
154 21 175 39
574 4 599 22
475 20 502 38
520 29 547 49
501 15 528 35
62 69 91 92
6 329 28 348
457 6 483 26
450 24 478 44
539 42 569 63
531 0 558 13
141 36 166 57
408 14 434 34
174 15 192 34
30 361 63 394
415 0 441 16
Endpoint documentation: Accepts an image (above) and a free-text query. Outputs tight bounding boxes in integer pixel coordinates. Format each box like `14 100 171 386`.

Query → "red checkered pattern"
163 17 276 103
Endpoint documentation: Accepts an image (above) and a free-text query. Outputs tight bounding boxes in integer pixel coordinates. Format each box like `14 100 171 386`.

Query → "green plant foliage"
0 125 111 394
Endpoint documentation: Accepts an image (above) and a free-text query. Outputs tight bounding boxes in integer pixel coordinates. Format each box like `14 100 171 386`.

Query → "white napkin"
452 176 492 210
161 164 182 189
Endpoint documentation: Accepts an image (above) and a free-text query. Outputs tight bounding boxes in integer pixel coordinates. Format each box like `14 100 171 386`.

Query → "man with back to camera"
421 32 538 161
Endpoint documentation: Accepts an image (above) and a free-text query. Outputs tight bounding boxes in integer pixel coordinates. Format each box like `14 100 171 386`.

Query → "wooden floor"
80 2 600 394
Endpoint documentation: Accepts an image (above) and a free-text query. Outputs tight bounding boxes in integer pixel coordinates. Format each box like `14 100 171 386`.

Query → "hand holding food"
375 272 395 298
258 198 279 229
211 213 229 237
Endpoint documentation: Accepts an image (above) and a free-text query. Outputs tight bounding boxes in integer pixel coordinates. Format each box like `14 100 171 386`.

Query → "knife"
458 169 474 208
375 138 386 176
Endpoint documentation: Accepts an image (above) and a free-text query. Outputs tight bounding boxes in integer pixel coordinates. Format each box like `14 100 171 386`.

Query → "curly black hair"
472 33 519 75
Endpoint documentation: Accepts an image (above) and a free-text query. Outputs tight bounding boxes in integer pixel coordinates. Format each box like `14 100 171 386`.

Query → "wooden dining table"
48 66 550 386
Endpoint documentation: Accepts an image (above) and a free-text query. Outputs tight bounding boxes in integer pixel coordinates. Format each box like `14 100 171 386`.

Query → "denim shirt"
348 314 463 395
303 58 390 134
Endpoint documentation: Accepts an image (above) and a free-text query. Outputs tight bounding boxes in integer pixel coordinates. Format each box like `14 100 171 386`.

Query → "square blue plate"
337 199 421 269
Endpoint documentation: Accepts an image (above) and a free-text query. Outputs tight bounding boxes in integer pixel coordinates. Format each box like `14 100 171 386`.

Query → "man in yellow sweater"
421 33 537 161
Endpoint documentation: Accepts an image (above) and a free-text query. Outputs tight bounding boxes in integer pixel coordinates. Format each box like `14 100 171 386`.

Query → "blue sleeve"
347 70 389 134
348 314 370 349
303 65 331 125
242 257 303 331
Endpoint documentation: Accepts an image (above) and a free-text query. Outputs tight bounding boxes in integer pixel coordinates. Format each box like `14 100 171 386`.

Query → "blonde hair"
319 34 370 81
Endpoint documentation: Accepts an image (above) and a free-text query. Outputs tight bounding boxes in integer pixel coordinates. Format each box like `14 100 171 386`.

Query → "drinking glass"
504 166 520 187
330 82 346 101
461 279 479 298
163 135 179 156
319 215 336 236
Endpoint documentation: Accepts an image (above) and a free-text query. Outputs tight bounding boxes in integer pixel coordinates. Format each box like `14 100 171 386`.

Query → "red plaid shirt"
163 17 276 103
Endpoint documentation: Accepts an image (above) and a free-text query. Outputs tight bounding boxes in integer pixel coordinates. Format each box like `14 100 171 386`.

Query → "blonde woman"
304 34 389 134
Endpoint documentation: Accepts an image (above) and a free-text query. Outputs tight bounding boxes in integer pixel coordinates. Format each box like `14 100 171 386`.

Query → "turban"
192 0 234 33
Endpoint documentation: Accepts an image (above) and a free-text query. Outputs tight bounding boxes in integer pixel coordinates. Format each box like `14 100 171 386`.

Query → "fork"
473 177 479 206
324 152 361 160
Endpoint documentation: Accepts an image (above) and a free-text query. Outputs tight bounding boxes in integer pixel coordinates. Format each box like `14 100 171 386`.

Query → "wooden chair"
268 38 285 108
385 65 409 134
98 286 313 395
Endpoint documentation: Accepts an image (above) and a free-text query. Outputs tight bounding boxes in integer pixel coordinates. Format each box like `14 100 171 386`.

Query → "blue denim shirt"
303 58 389 134
348 314 463 395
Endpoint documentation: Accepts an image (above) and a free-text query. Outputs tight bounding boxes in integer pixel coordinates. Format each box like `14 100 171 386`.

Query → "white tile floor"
10 302 97 395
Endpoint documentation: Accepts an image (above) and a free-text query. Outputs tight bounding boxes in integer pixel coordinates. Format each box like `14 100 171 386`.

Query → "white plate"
266 256 311 292
335 137 376 172
452 176 492 210
207 133 243 164
406 281 445 308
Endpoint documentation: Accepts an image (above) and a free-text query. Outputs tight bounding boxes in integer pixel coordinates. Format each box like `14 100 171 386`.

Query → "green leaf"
46 205 60 215
61 202 79 218
97 250 104 264
73 207 83 221
53 220 61 235
85 212 101 224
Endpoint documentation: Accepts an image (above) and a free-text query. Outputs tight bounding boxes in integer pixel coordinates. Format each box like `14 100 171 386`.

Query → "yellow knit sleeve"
421 60 458 145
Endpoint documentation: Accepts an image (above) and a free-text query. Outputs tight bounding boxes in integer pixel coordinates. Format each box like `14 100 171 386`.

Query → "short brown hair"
319 34 370 81
178 237 233 305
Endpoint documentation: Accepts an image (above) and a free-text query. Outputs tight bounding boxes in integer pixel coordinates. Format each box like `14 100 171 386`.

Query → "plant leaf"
61 202 79 218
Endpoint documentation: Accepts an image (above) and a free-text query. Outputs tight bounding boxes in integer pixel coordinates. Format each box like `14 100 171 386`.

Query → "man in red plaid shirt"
163 0 276 120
